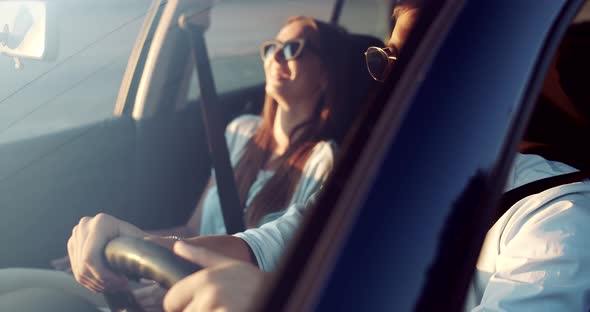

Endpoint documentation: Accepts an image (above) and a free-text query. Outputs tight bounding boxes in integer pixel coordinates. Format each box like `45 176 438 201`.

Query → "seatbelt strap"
181 19 245 234
493 169 590 225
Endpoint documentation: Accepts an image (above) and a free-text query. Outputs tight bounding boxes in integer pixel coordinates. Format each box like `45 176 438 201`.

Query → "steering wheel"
102 237 202 312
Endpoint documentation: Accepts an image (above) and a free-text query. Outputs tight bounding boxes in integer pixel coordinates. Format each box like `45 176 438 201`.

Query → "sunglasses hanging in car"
365 46 398 82
260 38 318 61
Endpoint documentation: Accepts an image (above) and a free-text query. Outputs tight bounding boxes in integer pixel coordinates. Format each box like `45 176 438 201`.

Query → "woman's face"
264 20 328 112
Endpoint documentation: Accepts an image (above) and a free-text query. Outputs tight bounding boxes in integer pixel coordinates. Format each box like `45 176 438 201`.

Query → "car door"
253 0 587 311
0 0 151 268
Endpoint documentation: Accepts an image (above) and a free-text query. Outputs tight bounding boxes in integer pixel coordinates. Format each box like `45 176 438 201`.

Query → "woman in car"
0 16 366 311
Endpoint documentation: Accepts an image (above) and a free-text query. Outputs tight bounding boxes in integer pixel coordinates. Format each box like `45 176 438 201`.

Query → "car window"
0 0 150 144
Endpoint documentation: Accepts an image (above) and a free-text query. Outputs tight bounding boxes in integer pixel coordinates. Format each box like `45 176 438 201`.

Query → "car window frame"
114 0 166 117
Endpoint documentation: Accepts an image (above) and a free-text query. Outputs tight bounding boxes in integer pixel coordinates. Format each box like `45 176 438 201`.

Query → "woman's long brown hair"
233 17 351 227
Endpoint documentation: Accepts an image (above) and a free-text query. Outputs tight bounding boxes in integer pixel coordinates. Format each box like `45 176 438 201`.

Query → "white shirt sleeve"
234 200 307 272
472 192 590 311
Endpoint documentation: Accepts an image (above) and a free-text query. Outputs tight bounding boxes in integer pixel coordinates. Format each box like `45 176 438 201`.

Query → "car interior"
1 0 590 310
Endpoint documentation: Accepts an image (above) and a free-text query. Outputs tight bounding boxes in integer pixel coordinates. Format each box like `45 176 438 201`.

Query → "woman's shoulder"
303 140 337 177
311 140 337 160
224 115 261 162
226 114 261 137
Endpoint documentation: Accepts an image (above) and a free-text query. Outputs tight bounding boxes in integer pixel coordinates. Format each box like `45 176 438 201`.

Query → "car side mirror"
0 1 58 69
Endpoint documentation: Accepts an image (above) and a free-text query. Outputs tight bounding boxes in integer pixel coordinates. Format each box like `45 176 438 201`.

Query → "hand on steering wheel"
163 242 265 312
102 237 202 312
68 213 146 293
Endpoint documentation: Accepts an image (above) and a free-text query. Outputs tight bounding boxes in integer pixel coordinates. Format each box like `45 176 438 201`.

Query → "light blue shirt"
199 115 335 271
465 153 590 311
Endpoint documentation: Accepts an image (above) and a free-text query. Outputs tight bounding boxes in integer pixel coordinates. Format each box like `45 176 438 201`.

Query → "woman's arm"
182 235 256 264
233 200 307 271
144 233 256 267
146 235 255 264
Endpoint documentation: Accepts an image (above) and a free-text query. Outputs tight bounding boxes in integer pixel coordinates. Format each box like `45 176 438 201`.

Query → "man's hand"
163 242 266 312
